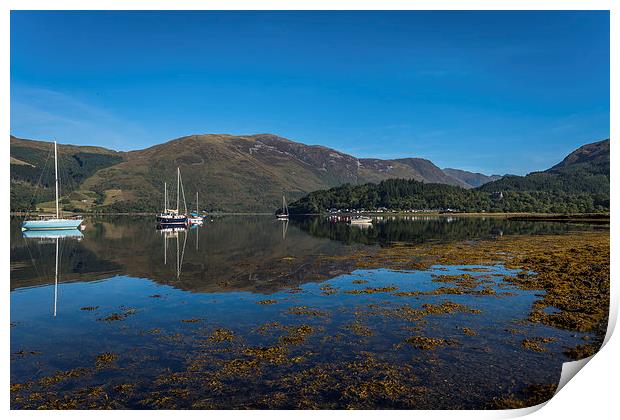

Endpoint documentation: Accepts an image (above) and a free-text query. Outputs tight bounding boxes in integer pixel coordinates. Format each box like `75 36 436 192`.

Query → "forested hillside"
288 139 610 214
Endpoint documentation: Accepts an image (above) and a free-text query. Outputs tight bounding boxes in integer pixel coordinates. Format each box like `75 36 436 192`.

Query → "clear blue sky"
10 11 609 175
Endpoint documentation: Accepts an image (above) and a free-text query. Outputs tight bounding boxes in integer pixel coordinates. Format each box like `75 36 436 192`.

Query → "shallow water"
10 215 607 409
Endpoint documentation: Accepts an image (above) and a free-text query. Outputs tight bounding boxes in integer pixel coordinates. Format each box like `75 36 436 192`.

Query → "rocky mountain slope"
10 133 509 212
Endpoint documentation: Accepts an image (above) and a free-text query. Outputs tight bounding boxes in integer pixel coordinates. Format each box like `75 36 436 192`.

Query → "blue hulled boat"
21 141 83 232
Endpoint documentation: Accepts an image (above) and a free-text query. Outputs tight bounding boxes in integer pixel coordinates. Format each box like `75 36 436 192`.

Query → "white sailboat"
276 195 289 219
21 141 83 231
188 191 204 225
157 167 188 226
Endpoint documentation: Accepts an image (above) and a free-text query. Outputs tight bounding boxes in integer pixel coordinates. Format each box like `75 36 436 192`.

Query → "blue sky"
10 11 609 175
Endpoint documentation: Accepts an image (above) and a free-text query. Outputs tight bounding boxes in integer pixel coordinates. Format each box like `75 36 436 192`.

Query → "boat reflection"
349 222 373 230
21 229 84 317
281 219 288 240
22 229 83 240
160 226 188 279
11 215 600 296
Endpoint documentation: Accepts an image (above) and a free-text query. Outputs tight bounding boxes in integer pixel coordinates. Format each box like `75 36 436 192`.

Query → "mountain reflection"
10 216 361 294
10 215 602 294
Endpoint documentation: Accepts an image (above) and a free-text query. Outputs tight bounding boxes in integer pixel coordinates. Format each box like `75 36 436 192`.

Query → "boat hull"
157 215 187 226
21 218 83 231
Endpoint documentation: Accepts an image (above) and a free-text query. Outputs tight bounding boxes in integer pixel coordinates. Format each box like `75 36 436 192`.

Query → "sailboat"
188 191 204 225
157 167 188 226
21 141 83 231
276 195 289 220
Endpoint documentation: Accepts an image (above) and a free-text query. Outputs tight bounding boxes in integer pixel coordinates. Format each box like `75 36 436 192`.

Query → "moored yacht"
157 167 188 227
21 141 83 231
188 191 204 225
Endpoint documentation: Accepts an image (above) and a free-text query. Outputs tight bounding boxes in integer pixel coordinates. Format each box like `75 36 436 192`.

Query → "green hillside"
478 139 609 210
287 139 610 214
12 134 603 214
10 134 476 213
10 136 124 211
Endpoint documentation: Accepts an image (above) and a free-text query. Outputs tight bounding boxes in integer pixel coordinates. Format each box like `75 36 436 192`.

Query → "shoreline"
10 211 609 222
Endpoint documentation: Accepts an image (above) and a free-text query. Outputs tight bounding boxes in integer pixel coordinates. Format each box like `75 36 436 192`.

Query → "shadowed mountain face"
442 168 502 188
10 134 480 212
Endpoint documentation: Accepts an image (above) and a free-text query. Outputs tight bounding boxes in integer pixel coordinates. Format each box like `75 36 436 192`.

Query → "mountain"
442 168 502 188
358 158 467 187
549 139 609 171
13 134 605 213
10 136 124 211
478 139 610 198
288 139 610 214
10 133 472 212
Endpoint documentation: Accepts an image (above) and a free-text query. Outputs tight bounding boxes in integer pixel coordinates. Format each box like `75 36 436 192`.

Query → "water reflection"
11 215 603 294
11 216 362 294
9 215 608 409
294 215 603 246
19 229 84 318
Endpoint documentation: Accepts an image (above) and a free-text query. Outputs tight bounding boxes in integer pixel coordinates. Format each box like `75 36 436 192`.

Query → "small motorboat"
188 212 204 225
349 216 373 225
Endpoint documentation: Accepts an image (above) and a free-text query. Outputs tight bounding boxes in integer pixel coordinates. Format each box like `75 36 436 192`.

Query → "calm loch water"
10 216 606 409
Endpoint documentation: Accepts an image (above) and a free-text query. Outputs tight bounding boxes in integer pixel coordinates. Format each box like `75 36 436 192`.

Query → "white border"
2 1 616 419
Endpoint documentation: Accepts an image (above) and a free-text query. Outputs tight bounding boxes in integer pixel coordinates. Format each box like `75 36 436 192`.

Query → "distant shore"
10 211 609 223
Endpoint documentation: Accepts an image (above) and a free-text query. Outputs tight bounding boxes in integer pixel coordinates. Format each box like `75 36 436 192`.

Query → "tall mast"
54 141 59 219
164 182 167 212
180 171 187 215
176 167 180 214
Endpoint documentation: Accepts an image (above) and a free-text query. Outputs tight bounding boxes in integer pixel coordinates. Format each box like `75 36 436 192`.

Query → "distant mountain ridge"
10 133 498 212
442 168 503 188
